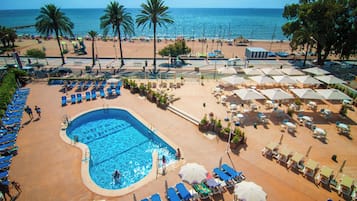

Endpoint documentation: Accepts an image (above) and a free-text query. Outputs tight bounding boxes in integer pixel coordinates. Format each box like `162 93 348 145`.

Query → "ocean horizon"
0 8 288 40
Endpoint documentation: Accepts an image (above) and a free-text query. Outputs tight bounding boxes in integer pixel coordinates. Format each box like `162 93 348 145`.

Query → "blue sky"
1 0 298 10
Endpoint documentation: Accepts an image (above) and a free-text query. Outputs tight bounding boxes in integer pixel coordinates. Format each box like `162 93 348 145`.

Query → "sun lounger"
85 91 91 101
0 155 12 163
213 168 232 182
175 182 192 201
71 94 76 104
0 162 10 170
0 171 8 180
213 168 236 188
100 89 105 98
167 187 181 201
77 93 82 103
140 198 149 201
150 193 162 201
91 90 97 100
221 164 244 181
100 81 107 89
84 81 92 90
110 82 115 89
93 80 99 89
0 133 17 144
1 180 9 186
107 88 113 97
115 87 121 96
193 183 212 200
0 141 16 151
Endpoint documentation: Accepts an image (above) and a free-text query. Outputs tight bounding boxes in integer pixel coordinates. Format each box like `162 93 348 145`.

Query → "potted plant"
199 114 209 132
157 94 169 109
219 122 231 141
180 76 184 85
214 119 223 134
139 83 146 96
123 78 130 89
230 135 240 149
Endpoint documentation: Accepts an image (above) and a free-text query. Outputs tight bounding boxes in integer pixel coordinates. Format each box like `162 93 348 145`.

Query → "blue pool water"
66 108 176 190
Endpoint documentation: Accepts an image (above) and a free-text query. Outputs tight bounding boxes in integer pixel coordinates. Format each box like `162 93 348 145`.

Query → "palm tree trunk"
92 39 95 66
55 31 65 65
117 27 124 67
153 23 157 73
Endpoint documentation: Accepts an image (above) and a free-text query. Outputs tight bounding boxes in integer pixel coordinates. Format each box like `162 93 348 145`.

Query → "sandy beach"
14 38 293 60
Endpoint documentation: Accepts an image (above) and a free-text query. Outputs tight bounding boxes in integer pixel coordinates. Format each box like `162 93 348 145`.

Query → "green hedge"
0 68 26 117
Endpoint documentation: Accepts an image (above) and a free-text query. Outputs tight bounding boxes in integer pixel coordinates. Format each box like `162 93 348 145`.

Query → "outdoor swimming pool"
66 108 176 190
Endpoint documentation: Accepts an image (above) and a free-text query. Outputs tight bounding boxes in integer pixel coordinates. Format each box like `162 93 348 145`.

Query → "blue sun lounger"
0 171 8 180
150 193 162 201
115 87 121 96
176 183 192 201
99 88 105 98
222 164 244 181
77 93 82 103
0 133 17 144
84 81 92 90
213 168 232 182
107 88 113 97
167 187 181 201
0 155 12 163
62 96 67 106
85 91 91 101
1 180 9 186
0 162 10 170
93 80 99 89
71 94 76 104
0 141 16 151
91 90 97 100
140 198 149 201
213 168 236 188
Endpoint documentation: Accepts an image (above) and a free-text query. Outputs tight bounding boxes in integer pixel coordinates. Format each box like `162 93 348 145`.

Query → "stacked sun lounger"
141 193 162 201
1 88 29 185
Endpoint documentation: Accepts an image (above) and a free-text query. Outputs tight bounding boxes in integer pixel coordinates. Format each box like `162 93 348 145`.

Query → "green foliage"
0 69 20 118
26 48 46 59
200 114 208 125
0 26 17 48
158 40 191 57
100 1 134 67
282 0 357 64
136 0 173 72
35 4 74 65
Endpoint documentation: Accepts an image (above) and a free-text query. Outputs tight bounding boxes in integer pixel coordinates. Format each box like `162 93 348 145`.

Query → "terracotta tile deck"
8 79 357 201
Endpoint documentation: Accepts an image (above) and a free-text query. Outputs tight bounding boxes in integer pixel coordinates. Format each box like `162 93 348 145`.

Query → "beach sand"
14 38 294 59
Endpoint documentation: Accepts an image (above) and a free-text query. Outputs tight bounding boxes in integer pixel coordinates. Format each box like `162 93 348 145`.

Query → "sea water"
0 8 288 40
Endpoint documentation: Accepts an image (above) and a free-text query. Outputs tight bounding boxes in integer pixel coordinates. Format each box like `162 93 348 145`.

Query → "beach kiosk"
303 159 319 178
245 47 268 59
315 166 334 186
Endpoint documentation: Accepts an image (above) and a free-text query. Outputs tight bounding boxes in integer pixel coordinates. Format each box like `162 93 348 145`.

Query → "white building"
245 47 268 59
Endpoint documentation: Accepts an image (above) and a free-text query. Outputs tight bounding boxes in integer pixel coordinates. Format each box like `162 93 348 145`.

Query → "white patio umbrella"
260 88 294 100
249 75 276 85
261 68 284 75
243 68 264 76
281 68 305 76
217 67 237 74
290 88 323 99
314 75 347 84
179 163 208 184
291 75 322 85
234 181 267 201
272 75 297 85
221 75 247 85
315 89 352 100
302 67 330 75
232 89 266 100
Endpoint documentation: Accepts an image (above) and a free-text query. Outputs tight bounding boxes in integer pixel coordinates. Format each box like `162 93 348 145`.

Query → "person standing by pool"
162 155 166 175
24 105 33 119
176 148 181 160
35 105 41 119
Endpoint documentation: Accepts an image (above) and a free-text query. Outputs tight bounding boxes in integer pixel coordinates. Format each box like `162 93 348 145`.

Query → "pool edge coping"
59 106 181 197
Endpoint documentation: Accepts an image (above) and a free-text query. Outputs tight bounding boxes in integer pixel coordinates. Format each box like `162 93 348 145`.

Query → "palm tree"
35 4 74 65
100 1 134 67
88 30 98 67
136 0 173 74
